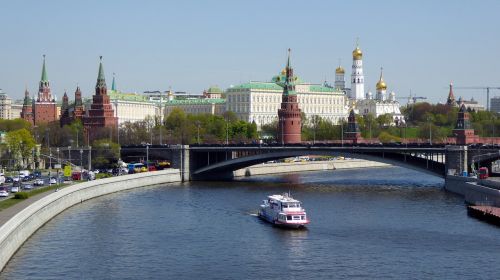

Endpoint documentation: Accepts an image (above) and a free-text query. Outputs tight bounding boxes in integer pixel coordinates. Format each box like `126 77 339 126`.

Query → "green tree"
92 139 120 169
5 128 36 168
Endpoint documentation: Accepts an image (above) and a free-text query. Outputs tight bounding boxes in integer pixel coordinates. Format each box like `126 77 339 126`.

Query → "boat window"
286 216 292 220
301 216 305 220
282 204 288 208
293 216 301 220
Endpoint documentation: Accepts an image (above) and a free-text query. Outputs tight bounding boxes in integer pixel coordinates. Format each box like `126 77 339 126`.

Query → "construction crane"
452 86 500 111
396 94 427 106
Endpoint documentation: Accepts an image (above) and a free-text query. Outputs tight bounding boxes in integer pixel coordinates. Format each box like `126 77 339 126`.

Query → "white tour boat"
258 193 309 228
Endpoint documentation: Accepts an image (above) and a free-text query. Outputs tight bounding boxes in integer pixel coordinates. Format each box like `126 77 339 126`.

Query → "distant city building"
164 87 226 117
0 89 12 119
446 83 485 112
11 102 23 120
457 96 485 112
355 68 405 125
490 96 500 113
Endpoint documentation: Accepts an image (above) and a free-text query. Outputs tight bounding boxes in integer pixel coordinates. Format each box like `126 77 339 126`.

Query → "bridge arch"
190 148 446 180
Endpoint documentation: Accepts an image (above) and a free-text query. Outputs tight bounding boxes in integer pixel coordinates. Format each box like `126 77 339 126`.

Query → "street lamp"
80 149 83 170
427 116 432 145
226 118 229 145
195 121 201 145
159 91 163 145
68 146 71 166
146 145 149 172
280 116 284 146
341 119 344 147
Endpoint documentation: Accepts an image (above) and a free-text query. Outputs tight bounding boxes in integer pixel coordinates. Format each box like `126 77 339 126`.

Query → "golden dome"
376 68 387 91
281 68 287 75
352 47 363 60
335 66 345 74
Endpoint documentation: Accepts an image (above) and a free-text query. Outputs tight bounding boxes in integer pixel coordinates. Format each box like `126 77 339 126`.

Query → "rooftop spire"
41 54 48 82
111 72 116 91
96 56 107 90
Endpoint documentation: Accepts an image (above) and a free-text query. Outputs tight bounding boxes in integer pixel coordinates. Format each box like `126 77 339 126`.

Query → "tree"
92 139 120 169
5 128 36 168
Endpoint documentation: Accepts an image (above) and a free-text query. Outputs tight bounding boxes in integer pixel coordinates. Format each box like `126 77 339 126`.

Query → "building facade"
355 68 405 125
491 96 500 113
446 83 485 111
226 72 346 128
0 90 12 120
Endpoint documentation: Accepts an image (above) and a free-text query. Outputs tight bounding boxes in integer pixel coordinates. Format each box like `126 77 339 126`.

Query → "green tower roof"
96 56 107 88
41 55 48 82
111 73 116 91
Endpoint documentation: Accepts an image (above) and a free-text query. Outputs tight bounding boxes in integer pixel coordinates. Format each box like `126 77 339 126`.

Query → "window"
286 216 292 221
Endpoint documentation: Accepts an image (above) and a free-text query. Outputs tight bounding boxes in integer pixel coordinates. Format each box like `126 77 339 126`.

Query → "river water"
2 167 500 279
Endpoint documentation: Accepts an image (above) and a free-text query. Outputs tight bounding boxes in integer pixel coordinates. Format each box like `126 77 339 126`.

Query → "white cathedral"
335 43 405 125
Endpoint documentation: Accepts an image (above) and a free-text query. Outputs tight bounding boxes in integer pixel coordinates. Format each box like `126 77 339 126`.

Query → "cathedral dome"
352 47 363 60
335 66 345 74
376 68 387 91
376 79 387 91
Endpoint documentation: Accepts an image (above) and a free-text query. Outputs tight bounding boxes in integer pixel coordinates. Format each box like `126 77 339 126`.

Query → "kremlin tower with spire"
83 57 117 142
277 49 302 144
25 55 58 125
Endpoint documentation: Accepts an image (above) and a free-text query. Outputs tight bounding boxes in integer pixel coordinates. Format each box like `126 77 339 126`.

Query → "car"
10 186 20 193
49 177 57 185
0 187 8 197
34 179 44 186
23 184 33 190
22 176 30 182
13 177 20 182
33 170 42 178
5 177 13 183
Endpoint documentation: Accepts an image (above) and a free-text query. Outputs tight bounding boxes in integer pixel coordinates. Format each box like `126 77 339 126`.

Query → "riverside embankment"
0 169 181 271
234 159 390 177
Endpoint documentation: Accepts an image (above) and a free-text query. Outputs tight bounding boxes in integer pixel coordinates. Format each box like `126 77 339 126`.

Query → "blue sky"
1 0 499 105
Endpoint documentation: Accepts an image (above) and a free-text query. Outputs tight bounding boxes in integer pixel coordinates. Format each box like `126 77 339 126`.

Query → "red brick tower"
344 109 362 144
73 85 85 121
453 103 478 144
20 88 34 125
277 49 302 144
83 56 117 142
33 55 58 125
60 91 71 127
446 82 457 107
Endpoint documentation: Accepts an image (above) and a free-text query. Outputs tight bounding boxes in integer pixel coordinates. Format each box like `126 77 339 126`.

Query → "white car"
10 186 20 193
34 179 44 186
0 187 8 197
23 184 33 190
49 178 57 185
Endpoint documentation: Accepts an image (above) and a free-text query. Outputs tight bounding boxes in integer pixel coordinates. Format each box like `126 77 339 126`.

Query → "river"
1 167 500 279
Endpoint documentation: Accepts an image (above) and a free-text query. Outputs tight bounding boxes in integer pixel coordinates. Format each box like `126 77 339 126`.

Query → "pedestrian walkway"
0 188 64 228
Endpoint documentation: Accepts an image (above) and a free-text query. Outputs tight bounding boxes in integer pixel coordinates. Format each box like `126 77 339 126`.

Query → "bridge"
120 144 500 181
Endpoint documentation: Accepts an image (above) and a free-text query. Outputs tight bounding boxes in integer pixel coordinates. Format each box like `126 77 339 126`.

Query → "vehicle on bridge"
259 193 309 229
479 167 489 179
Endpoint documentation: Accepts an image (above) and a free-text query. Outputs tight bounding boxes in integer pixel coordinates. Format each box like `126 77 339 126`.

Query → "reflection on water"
2 167 500 280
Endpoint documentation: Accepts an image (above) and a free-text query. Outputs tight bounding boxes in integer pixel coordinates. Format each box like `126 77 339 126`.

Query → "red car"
479 167 489 179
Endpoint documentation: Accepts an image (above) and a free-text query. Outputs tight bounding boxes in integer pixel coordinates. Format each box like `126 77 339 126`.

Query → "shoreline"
0 169 182 272
234 159 391 177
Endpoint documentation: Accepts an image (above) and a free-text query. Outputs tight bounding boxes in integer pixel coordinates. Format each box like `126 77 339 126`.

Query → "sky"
1 0 499 105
